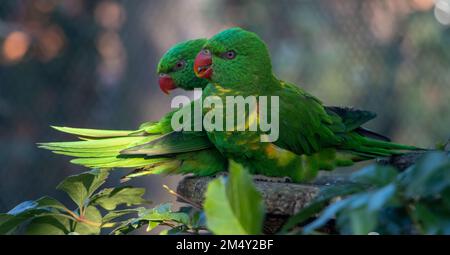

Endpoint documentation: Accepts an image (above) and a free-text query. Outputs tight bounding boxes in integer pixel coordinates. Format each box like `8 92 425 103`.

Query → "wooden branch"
177 176 321 216
377 151 426 171
176 152 429 233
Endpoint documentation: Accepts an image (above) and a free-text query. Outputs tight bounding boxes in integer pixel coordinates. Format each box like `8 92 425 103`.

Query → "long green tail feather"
39 136 155 149
120 161 182 182
39 124 221 175
361 137 423 151
50 126 145 138
120 131 212 156
341 132 424 160
70 156 171 168
50 150 122 158
39 129 165 169
40 136 160 153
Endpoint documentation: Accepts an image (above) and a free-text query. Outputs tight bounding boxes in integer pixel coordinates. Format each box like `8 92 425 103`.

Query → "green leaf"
350 164 398 187
7 201 39 215
204 178 246 233
110 204 191 235
25 215 71 235
57 169 109 208
204 161 265 235
0 214 26 235
90 186 146 210
179 207 206 230
0 197 67 234
411 202 450 234
304 184 397 234
399 152 450 199
73 206 102 235
25 206 102 235
281 181 369 233
343 206 378 235
35 196 68 211
163 225 187 235
102 209 139 225
340 184 398 234
303 197 351 234
146 221 160 232
280 201 326 234
138 203 190 225
300 152 450 235
110 219 146 235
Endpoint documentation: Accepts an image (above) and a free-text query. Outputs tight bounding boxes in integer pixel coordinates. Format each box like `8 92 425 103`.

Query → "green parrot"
157 38 209 93
191 27 422 182
39 39 228 180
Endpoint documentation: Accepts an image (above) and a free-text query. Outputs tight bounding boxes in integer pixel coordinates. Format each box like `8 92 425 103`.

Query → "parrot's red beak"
159 74 177 94
194 49 213 79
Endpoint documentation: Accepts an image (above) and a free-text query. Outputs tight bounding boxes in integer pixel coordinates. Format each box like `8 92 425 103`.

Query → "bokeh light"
37 25 65 61
95 1 126 30
434 0 450 25
2 31 30 63
412 0 435 11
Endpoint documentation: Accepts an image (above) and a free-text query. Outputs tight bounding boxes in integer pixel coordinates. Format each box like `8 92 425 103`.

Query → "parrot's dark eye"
223 50 236 60
173 60 186 71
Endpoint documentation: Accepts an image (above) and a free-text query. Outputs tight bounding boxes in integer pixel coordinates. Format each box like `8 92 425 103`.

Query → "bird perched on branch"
190 27 422 182
40 29 422 182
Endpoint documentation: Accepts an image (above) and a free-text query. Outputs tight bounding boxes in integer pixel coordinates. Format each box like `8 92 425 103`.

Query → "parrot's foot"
252 175 292 183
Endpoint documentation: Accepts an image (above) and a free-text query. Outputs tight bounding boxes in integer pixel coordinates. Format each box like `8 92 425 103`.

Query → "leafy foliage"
91 187 146 211
204 161 265 234
111 203 205 235
4 151 450 235
286 152 450 235
0 169 147 235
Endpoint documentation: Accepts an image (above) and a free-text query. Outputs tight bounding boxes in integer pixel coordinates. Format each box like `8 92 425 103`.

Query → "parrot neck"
213 73 279 96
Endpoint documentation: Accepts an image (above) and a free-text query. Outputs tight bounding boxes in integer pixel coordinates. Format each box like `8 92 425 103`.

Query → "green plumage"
157 38 209 90
39 40 228 180
199 27 422 182
40 29 422 183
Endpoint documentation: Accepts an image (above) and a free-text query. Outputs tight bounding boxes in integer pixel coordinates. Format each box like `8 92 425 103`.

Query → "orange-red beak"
159 74 177 94
194 49 213 79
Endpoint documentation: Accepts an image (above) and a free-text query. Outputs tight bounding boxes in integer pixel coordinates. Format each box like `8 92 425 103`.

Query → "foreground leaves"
289 151 450 235
90 186 146 210
0 169 147 235
111 203 203 235
204 161 265 234
56 169 109 209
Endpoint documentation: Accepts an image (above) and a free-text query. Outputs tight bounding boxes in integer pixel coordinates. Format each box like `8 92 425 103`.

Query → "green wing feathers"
38 132 164 168
120 132 211 156
39 123 226 180
324 106 376 132
277 82 423 171
50 126 143 138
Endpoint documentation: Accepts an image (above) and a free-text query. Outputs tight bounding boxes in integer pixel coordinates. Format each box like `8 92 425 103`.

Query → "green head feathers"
157 38 209 91
202 27 273 88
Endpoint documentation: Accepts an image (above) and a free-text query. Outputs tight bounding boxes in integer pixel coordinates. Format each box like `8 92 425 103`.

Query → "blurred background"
1 0 449 227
